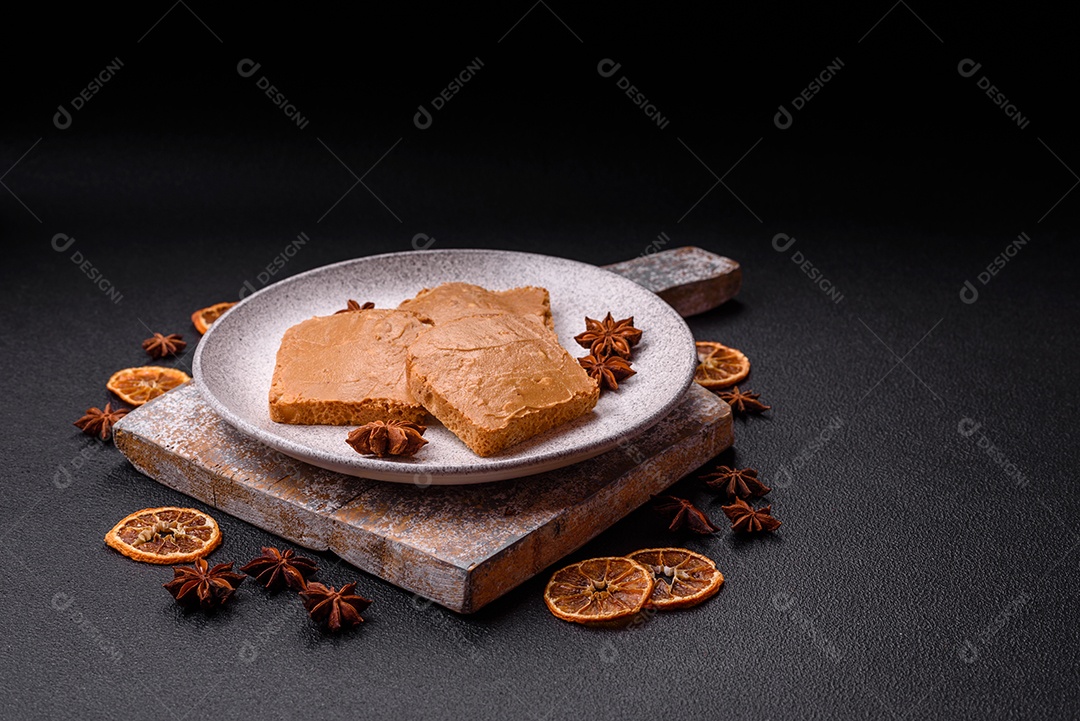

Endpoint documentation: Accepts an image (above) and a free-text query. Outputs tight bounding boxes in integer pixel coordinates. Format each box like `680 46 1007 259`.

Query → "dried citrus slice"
104 506 222 564
107 366 190 406
191 301 237 334
693 341 750 389
628 548 724 610
544 557 654 624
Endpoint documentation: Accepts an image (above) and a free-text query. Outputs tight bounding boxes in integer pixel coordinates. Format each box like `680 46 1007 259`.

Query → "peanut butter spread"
269 309 433 424
397 282 553 328
407 313 597 432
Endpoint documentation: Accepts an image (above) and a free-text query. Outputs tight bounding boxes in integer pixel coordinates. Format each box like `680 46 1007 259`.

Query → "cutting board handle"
602 246 741 318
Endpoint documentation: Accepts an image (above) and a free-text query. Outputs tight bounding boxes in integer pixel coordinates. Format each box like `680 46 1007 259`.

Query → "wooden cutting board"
113 247 739 613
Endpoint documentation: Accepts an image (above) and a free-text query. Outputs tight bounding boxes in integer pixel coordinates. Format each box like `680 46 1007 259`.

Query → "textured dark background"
2 4 1077 720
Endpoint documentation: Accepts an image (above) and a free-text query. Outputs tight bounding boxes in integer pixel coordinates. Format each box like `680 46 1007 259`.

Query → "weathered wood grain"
603 246 741 316
114 384 732 612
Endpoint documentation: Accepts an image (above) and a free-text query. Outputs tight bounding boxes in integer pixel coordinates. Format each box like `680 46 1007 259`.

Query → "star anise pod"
142 332 187 359
702 465 771 500
163 558 246 610
721 497 782 533
346 420 428 457
73 402 128 441
574 312 643 358
240 546 318 591
718 386 771 415
334 299 375 314
578 353 636 391
299 582 372 632
651 495 719 534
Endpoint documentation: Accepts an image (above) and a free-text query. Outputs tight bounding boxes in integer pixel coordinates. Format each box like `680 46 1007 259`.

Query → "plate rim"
192 248 695 483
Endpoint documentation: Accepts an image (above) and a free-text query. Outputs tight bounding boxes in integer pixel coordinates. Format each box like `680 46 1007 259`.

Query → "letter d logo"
53 465 73 489
771 592 795 612
238 641 258 663
774 104 793 130
414 104 433 130
957 417 981 438
51 233 76 253
597 58 621 78
957 58 981 78
237 58 261 78
959 279 979 304
599 641 619 663
411 233 436 250
773 465 795 489
51 592 73 611
54 104 72 130
772 232 796 253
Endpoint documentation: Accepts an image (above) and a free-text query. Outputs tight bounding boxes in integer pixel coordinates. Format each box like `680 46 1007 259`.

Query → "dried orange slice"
544 557 654 624
693 341 750 389
628 548 724 610
191 301 237 334
104 506 222 564
107 366 190 406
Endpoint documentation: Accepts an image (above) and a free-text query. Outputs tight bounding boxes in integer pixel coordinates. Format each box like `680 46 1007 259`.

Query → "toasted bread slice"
269 309 433 425
406 313 599 456
397 282 553 328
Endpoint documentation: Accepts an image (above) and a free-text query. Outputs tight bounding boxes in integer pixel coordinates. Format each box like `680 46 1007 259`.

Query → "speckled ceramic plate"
193 249 695 484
